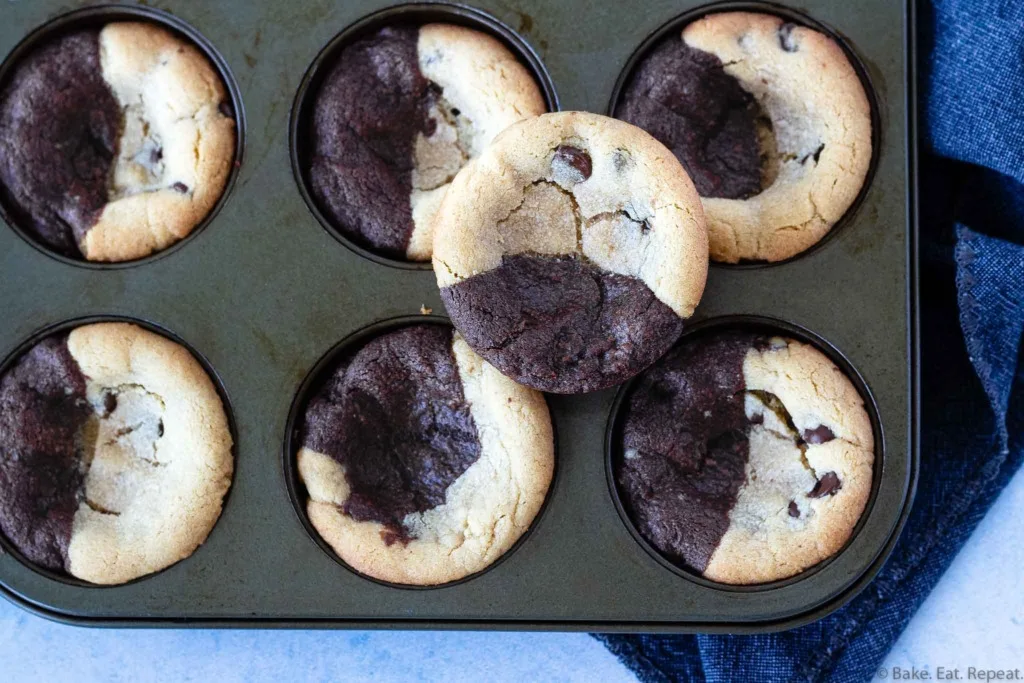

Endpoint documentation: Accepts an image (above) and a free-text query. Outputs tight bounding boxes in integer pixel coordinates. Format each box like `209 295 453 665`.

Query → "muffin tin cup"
0 314 240 589
0 0 917 632
606 0 885 269
605 314 887 593
282 314 559 591
0 4 247 270
289 2 561 271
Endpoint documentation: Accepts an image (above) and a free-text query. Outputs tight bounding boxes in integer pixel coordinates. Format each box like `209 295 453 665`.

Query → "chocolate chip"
171 182 189 193
801 143 825 165
218 100 234 118
788 500 800 517
779 23 799 52
450 107 461 116
803 425 836 444
749 412 764 425
102 392 117 417
613 149 630 172
752 335 788 352
553 145 592 180
156 420 164 438
808 471 842 498
150 147 163 164
422 85 442 139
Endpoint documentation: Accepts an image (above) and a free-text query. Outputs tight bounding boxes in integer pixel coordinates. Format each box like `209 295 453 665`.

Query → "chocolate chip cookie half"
433 111 708 394
0 322 233 585
0 22 237 262
614 329 874 584
297 324 554 586
615 12 872 263
304 23 547 262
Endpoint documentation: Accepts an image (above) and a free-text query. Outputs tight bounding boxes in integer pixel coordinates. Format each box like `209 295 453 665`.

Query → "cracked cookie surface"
433 111 708 394
0 23 236 262
297 324 553 586
306 23 546 261
615 330 873 584
615 12 872 263
0 323 233 584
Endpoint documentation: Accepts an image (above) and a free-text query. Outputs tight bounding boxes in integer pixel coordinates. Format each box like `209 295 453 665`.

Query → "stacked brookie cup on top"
0 9 875 588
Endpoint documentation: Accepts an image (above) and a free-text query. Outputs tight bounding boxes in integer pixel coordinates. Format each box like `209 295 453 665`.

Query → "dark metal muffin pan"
0 0 917 632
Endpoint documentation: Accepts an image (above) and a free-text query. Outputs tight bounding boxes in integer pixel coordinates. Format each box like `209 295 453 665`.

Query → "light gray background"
2 470 1020 682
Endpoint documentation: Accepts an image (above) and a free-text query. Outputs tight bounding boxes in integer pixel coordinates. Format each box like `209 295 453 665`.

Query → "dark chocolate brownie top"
440 254 686 394
614 36 765 199
0 334 91 571
0 30 121 257
300 325 481 543
615 330 754 572
305 25 436 259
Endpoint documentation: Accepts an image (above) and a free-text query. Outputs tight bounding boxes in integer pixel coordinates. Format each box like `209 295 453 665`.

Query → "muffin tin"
0 0 917 631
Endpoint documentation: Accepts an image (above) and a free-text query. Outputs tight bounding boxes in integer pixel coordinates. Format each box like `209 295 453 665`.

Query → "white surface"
882 468 1024 674
2 472 1021 682
0 615 635 682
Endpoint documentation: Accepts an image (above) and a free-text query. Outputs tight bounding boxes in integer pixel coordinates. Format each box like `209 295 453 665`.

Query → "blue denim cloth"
596 1 1024 680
